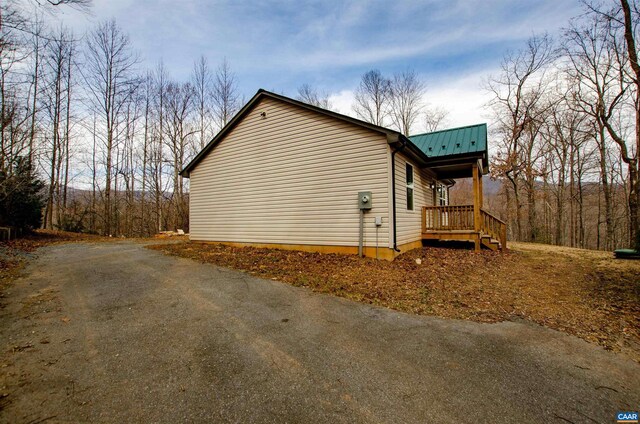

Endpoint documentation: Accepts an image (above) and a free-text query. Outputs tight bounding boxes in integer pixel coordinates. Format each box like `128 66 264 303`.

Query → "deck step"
481 235 501 251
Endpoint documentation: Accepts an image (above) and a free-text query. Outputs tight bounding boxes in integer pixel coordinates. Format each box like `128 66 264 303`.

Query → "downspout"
446 182 454 205
391 138 407 252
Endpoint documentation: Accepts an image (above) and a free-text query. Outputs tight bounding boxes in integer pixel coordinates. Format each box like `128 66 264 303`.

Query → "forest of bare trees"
1 0 638 251
0 1 240 237
481 0 640 251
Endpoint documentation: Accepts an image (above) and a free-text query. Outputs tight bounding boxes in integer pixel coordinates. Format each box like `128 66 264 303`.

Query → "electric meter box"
358 191 372 210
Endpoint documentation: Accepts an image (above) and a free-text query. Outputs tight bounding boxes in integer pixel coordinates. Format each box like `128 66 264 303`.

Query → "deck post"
501 222 507 251
472 163 481 234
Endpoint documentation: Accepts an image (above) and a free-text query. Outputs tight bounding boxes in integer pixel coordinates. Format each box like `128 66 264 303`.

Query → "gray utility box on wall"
358 191 372 210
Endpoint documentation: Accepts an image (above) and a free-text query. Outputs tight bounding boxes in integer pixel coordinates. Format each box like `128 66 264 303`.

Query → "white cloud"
291 29 467 70
328 90 358 117
425 71 494 130
259 0 583 72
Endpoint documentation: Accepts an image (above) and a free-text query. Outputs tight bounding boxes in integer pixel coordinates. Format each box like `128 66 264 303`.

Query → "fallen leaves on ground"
148 241 640 361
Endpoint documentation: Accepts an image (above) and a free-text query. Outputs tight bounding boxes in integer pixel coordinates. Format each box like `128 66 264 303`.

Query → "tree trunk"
597 123 613 250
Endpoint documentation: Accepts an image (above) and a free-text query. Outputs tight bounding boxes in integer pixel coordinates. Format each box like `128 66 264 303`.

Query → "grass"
148 240 640 361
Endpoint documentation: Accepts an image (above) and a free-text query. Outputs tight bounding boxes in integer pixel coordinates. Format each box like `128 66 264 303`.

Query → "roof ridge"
409 123 487 138
256 89 406 137
180 88 427 177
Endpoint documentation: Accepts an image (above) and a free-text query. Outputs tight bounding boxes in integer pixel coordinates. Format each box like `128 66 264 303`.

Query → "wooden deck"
421 205 507 251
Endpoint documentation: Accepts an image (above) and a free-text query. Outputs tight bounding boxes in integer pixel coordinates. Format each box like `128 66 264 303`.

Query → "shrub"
0 157 45 232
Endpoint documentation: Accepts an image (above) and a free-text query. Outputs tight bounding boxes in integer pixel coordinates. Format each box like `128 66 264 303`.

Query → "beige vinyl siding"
394 152 435 246
189 97 390 247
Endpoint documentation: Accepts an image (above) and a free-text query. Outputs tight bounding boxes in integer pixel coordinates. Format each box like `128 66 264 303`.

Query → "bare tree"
544 92 591 246
37 0 92 9
2 0 91 34
151 61 168 233
191 55 213 149
0 1 31 176
388 69 425 136
83 20 138 235
42 26 76 229
60 28 76 223
212 58 239 129
486 34 555 240
139 72 152 235
423 105 449 132
27 13 46 167
296 83 332 109
352 70 390 126
613 0 639 248
564 13 624 249
163 81 196 231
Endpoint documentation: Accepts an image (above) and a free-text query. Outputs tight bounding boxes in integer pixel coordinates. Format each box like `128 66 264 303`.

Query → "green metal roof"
409 123 487 160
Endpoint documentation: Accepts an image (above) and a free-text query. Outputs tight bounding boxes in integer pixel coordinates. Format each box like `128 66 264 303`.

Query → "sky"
57 0 587 133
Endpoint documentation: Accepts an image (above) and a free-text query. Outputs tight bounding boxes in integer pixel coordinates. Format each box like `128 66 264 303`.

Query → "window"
437 182 448 206
406 163 414 211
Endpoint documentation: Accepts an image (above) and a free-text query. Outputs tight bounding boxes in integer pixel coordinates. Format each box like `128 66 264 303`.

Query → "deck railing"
422 205 475 232
421 205 507 249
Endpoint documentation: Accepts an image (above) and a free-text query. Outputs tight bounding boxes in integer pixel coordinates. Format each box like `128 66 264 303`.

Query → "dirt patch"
0 231 110 298
148 241 640 361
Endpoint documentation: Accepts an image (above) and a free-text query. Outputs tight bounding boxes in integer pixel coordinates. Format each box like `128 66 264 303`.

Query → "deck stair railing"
480 209 507 249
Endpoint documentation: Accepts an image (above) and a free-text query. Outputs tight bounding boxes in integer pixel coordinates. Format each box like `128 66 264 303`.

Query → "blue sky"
59 0 586 130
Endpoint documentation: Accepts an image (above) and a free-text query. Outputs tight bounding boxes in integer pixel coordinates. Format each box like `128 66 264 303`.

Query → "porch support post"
478 171 483 209
472 162 481 251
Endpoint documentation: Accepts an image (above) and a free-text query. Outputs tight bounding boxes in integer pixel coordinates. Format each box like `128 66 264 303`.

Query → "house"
180 89 506 260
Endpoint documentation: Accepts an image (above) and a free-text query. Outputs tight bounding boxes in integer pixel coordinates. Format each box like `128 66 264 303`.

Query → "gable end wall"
189 97 391 249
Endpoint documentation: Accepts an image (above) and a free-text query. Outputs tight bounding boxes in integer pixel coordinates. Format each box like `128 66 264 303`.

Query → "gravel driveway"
1 241 638 423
